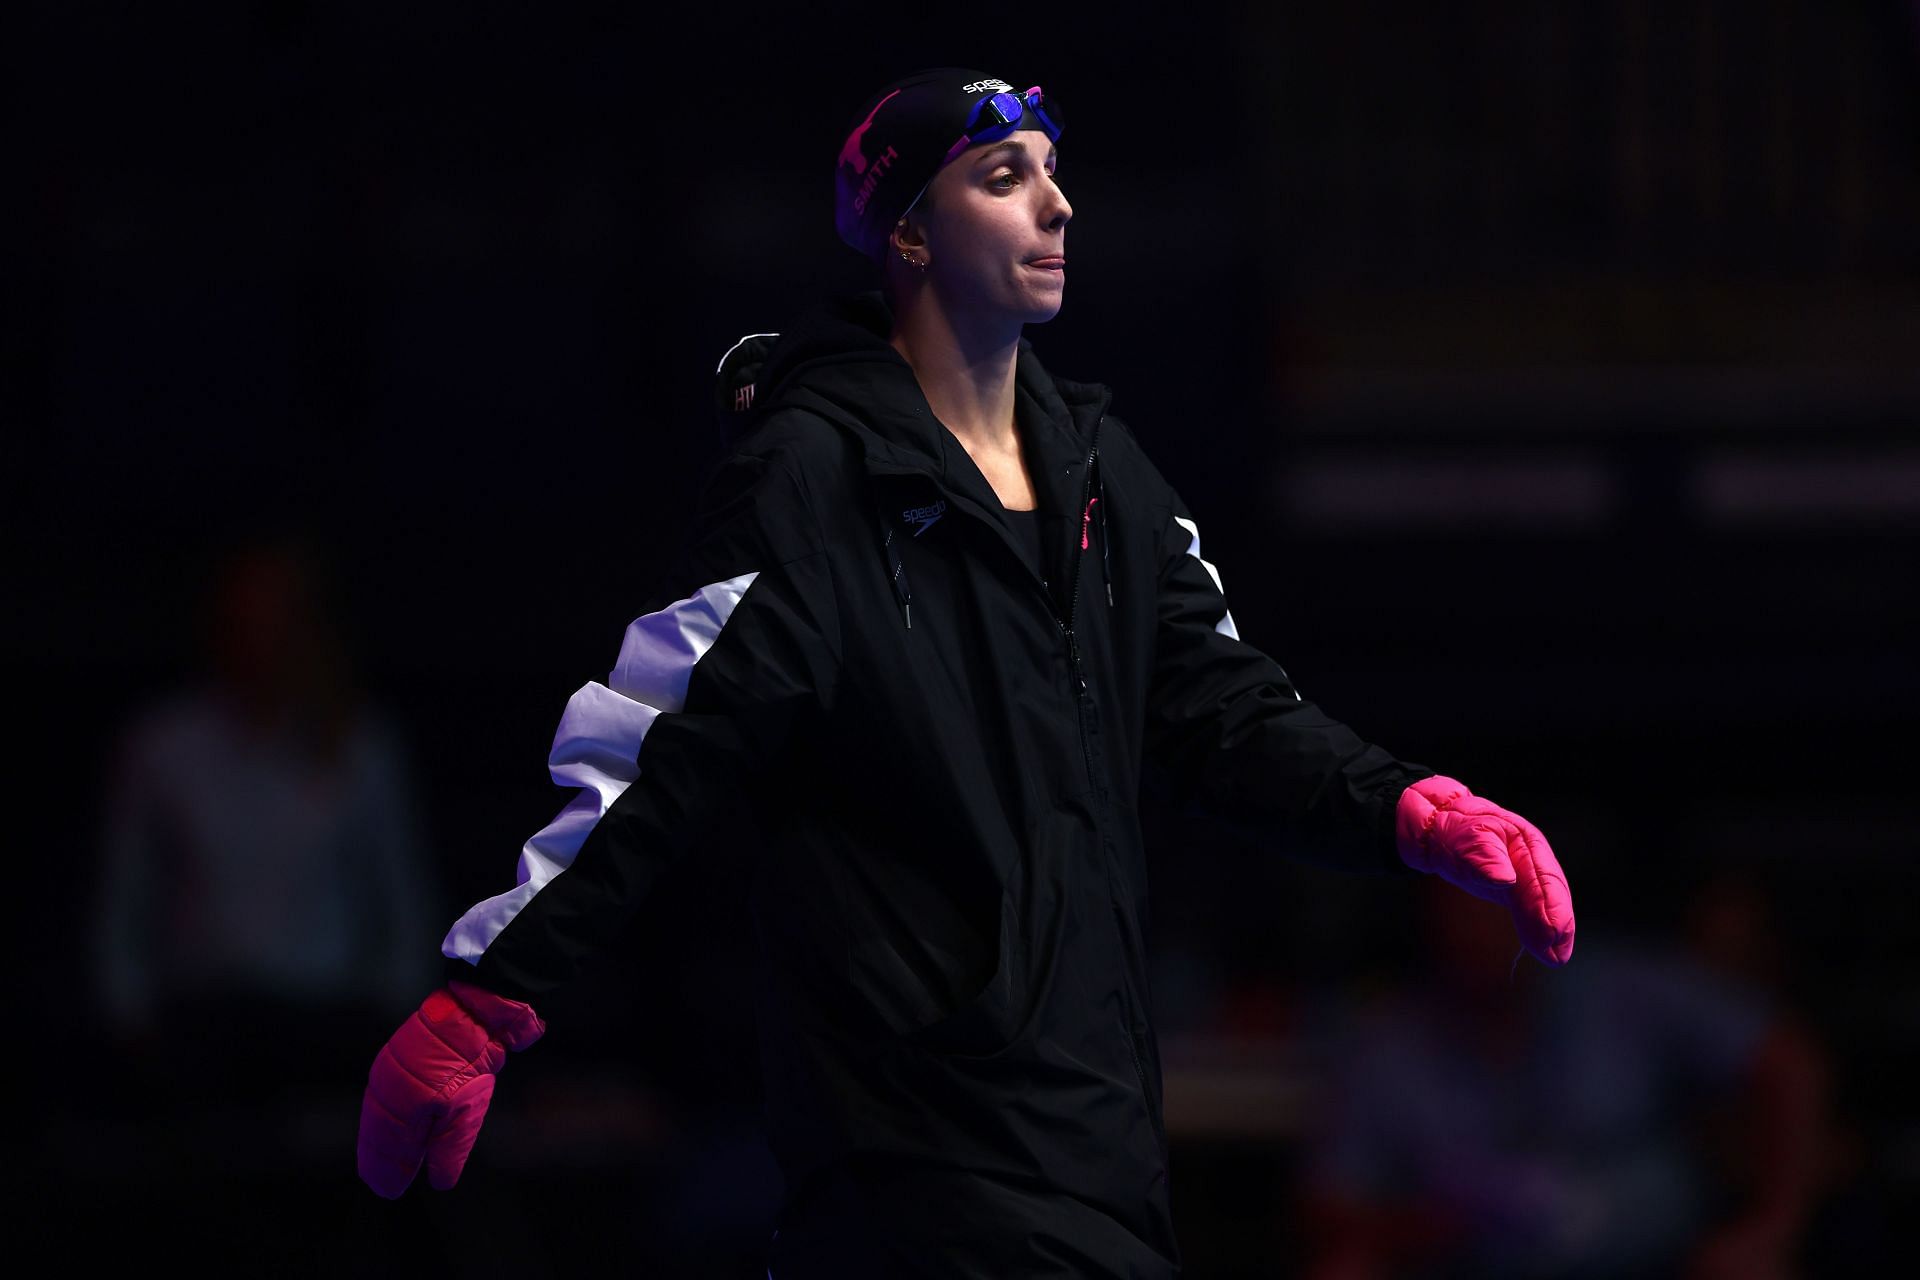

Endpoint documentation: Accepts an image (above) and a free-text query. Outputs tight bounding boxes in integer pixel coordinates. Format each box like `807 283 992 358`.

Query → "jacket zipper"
1058 415 1102 681
1059 419 1100 778
1056 418 1162 1156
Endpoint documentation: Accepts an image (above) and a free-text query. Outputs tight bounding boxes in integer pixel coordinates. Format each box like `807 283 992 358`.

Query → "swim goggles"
939 85 1064 166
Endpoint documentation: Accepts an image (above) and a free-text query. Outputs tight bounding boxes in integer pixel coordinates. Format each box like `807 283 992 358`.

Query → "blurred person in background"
356 69 1575 1277
1297 873 1834 1280
90 537 442 1128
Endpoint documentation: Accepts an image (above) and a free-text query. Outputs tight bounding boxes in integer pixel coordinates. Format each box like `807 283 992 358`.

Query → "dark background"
13 2 1916 1275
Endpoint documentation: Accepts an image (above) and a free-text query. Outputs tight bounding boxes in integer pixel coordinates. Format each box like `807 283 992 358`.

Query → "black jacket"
442 290 1437 1277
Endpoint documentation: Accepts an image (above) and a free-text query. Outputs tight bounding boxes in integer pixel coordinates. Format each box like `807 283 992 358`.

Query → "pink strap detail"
1081 496 1100 550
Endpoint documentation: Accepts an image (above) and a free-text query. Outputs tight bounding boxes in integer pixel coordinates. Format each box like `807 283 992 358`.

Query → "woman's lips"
1027 257 1066 271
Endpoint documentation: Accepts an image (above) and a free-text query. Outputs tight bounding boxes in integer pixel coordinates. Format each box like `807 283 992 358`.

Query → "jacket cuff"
441 953 480 991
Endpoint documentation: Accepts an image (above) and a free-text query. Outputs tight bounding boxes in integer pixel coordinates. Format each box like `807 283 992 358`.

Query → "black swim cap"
833 68 1063 262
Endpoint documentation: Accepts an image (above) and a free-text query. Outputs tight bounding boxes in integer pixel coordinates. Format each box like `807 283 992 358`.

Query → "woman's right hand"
356 979 545 1198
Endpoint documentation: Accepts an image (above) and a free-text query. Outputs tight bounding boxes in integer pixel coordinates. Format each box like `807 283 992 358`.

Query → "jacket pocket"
901 800 1092 1060
845 897 1002 1042
900 877 1018 1058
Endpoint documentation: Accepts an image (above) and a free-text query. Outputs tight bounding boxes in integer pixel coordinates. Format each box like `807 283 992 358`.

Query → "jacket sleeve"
440 446 840 1002
1141 480 1435 877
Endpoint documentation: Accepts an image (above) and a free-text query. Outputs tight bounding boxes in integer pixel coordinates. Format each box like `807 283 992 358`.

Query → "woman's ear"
891 213 928 257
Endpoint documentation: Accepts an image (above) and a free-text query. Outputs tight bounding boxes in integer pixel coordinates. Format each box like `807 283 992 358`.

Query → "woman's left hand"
1395 775 1576 966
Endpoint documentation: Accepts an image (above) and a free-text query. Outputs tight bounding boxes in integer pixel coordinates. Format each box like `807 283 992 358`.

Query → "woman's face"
906 129 1072 326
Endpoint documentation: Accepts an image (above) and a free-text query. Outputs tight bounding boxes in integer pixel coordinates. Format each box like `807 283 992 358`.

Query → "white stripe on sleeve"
1172 515 1242 642
443 570 761 963
1172 515 1301 701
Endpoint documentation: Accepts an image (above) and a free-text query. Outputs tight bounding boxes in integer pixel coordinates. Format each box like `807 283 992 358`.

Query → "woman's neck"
888 300 1021 454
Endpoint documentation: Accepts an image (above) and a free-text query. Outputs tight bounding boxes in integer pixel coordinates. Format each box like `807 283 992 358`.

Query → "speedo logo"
961 78 1014 95
902 500 947 536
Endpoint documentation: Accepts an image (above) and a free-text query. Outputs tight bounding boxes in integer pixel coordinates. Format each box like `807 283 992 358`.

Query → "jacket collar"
751 290 1113 518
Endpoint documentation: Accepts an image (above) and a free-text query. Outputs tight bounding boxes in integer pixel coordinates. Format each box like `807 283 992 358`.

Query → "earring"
899 250 925 271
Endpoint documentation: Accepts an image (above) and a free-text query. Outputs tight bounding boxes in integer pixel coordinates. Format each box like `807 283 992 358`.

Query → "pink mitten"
357 979 546 1198
1396 775 1576 966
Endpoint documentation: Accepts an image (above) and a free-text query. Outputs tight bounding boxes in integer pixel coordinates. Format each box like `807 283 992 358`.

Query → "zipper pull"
1066 628 1088 696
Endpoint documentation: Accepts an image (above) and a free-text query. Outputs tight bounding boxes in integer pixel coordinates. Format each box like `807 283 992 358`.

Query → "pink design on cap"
839 88 902 175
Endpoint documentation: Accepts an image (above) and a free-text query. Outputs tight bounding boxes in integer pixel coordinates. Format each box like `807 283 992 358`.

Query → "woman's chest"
958 440 1038 512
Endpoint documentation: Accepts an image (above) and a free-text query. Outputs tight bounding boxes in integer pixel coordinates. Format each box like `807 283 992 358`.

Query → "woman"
357 68 1576 1277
